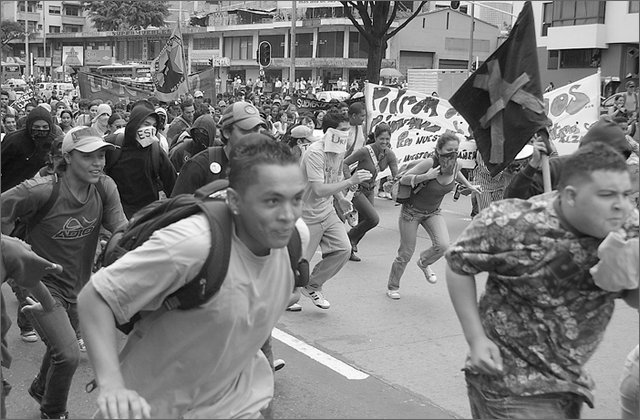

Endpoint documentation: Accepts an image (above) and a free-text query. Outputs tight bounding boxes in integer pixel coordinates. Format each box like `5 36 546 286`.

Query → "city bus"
1 64 22 84
96 63 152 84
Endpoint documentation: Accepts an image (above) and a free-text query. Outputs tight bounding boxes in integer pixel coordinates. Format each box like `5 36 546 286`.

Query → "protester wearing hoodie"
105 103 177 218
169 114 217 172
1 106 58 193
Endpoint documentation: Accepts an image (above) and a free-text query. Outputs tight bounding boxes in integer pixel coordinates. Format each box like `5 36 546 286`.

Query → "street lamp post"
289 0 296 95
467 2 475 74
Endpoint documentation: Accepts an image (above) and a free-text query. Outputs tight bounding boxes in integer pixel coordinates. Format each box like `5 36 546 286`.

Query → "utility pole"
25 16 30 78
43 0 47 80
467 2 474 74
289 0 296 95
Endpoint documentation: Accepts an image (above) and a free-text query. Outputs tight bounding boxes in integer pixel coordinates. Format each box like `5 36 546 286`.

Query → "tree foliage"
1 20 26 47
341 1 428 84
86 1 170 31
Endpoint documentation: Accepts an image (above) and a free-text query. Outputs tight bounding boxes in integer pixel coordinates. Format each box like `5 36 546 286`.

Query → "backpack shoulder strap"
150 141 161 179
365 145 379 172
161 200 232 311
30 174 61 227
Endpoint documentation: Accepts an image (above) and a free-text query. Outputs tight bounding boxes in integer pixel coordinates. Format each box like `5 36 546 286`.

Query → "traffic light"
257 41 271 67
450 1 460 9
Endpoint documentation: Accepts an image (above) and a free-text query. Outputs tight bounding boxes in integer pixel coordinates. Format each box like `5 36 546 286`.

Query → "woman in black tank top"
385 133 479 300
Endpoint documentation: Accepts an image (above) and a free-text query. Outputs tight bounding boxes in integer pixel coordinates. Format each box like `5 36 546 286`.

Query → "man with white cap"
193 90 205 108
1 126 127 419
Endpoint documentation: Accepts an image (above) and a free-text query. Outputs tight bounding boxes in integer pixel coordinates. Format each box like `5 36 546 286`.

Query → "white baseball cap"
62 126 116 154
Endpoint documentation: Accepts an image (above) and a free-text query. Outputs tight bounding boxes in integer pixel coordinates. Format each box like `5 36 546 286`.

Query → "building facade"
531 0 639 96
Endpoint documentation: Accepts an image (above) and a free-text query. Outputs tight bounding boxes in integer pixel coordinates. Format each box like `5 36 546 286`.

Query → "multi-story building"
531 0 639 96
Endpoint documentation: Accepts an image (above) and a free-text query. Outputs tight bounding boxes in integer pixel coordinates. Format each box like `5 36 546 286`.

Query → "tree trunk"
367 38 386 85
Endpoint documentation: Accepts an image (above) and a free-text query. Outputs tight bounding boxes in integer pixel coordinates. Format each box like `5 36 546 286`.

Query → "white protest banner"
543 71 600 156
364 83 476 178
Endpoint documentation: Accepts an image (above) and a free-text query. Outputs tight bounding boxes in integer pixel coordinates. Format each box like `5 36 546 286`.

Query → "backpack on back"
96 179 309 334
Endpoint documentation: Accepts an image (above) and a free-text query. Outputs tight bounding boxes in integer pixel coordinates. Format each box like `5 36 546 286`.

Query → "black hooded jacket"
1 107 56 192
105 104 177 218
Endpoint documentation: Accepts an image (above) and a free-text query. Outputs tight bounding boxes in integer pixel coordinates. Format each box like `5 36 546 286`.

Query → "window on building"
223 36 253 60
193 37 219 50
18 1 25 12
348 31 369 58
27 1 37 13
547 50 559 69
542 3 553 36
62 25 83 33
49 5 61 15
559 48 600 68
630 1 639 13
552 1 605 26
49 25 61 33
293 33 313 58
65 5 81 16
317 31 344 58
259 35 285 58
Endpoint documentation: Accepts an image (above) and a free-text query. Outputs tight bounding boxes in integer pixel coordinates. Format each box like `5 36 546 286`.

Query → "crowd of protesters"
0 72 639 420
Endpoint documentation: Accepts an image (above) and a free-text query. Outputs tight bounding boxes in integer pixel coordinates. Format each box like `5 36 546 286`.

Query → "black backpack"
97 179 309 334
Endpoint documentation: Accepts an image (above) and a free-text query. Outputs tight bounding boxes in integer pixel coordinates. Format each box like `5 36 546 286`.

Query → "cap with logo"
219 102 266 131
61 126 116 154
194 90 204 98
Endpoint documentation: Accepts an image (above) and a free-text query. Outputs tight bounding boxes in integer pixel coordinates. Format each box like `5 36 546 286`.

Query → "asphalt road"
2 194 638 419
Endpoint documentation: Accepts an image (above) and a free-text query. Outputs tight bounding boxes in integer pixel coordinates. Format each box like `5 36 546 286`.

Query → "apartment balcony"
61 14 86 25
546 24 608 50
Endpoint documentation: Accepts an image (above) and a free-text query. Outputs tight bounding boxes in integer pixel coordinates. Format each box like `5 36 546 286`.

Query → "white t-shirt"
92 213 305 418
301 140 344 223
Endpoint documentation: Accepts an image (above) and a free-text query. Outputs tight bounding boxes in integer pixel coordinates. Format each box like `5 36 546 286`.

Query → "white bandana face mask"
136 126 159 148
323 128 350 154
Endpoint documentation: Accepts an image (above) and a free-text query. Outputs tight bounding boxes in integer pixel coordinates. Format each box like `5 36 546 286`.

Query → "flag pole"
538 130 552 193
177 10 191 93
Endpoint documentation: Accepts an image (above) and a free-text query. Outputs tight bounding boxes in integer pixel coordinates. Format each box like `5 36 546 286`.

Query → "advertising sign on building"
62 46 84 67
85 48 114 66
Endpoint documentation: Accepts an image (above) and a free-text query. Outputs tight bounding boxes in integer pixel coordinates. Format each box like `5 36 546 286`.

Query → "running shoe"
301 288 331 309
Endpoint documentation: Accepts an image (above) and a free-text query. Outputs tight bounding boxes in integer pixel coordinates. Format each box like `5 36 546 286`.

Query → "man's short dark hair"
229 133 298 193
321 110 349 133
557 142 629 190
0 90 9 98
180 100 195 111
348 102 365 116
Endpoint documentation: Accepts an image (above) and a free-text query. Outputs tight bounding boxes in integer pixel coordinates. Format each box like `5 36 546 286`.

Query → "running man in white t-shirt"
78 134 308 419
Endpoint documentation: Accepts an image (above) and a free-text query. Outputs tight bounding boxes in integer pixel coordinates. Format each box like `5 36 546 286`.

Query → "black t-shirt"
171 146 229 197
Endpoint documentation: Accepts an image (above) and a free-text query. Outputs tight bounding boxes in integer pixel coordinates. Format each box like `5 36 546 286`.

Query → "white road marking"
272 328 369 380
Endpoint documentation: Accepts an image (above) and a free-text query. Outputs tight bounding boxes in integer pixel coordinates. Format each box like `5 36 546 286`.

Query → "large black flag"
450 2 551 176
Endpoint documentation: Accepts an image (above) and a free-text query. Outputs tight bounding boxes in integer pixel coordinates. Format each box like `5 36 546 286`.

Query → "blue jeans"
348 187 379 247
466 379 583 419
26 295 80 416
387 205 449 291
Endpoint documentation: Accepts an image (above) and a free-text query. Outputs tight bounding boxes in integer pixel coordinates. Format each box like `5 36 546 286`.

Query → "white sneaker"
286 303 302 312
386 290 401 300
274 359 285 371
301 288 331 309
417 260 437 284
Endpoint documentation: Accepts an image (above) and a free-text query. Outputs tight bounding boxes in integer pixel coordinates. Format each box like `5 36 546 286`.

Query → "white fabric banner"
364 83 475 178
543 72 600 156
